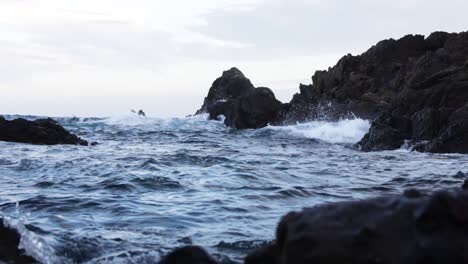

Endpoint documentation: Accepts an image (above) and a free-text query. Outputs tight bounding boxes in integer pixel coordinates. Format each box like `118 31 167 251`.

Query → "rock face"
0 116 89 146
0 219 37 264
197 31 468 153
246 188 468 264
284 31 468 153
197 68 283 129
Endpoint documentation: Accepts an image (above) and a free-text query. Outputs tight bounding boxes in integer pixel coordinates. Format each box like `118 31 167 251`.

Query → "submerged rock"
0 219 37 264
245 188 468 264
159 246 218 264
0 116 89 146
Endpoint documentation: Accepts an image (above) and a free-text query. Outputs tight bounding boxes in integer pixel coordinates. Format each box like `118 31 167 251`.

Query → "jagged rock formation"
196 31 468 153
0 116 89 146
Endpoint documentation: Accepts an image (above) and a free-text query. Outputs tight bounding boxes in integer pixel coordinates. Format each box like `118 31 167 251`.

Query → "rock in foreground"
246 188 468 264
0 219 37 264
159 246 218 264
0 116 89 146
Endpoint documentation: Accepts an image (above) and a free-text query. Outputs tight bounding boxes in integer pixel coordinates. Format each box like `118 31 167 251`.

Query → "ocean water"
0 114 467 263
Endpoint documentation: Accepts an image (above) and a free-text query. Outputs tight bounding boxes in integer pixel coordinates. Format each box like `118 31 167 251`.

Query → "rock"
159 246 218 264
196 67 255 115
281 30 467 153
0 116 89 146
463 180 468 190
197 68 283 129
222 87 283 129
0 219 37 264
138 110 146 117
246 188 468 264
197 31 468 152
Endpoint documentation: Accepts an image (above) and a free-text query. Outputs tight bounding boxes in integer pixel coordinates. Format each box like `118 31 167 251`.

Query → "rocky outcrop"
196 68 283 129
245 187 468 264
196 67 255 115
0 116 89 146
0 219 37 264
197 31 468 153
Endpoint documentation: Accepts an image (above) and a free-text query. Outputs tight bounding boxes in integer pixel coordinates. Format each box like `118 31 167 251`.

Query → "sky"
1 0 467 118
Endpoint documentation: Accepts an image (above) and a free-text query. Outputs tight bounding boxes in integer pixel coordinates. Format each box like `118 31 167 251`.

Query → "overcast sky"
1 0 466 117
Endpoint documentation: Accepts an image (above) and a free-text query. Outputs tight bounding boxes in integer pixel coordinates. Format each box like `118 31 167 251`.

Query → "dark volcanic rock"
196 68 283 129
0 219 37 264
159 246 218 264
196 67 255 115
246 188 468 264
197 31 468 152
0 116 89 146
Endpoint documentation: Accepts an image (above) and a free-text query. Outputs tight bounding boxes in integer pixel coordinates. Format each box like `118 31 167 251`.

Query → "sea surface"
1 114 467 263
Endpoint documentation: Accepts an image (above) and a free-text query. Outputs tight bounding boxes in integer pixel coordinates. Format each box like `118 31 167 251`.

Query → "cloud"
0 0 466 116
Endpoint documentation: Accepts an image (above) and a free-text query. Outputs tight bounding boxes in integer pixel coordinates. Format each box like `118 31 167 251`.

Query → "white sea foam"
1 215 59 264
270 119 371 144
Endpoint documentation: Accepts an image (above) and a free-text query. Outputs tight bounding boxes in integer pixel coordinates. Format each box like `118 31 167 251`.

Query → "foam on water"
268 118 371 144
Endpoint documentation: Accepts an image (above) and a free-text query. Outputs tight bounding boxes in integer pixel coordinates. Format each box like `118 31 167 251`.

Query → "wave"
268 119 371 144
1 215 58 264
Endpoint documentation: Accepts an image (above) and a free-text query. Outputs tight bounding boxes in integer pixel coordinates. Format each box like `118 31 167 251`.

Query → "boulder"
0 116 89 146
197 68 283 129
0 219 37 264
246 188 468 264
159 246 218 264
196 67 255 115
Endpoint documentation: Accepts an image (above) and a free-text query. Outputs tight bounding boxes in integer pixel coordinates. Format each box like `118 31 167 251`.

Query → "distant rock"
196 68 283 129
0 116 89 146
246 188 468 264
159 246 218 264
0 219 37 264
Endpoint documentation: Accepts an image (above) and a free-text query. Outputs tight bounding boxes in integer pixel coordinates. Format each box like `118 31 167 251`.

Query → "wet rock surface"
197 31 468 153
0 219 37 264
159 246 218 264
197 68 283 129
0 116 88 146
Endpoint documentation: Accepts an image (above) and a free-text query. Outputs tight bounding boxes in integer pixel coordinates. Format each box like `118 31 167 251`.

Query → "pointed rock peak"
222 67 245 79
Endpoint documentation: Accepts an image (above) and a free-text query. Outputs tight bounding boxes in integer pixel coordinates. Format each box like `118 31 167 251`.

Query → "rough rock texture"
196 67 255 115
197 31 468 152
197 68 283 129
159 246 218 264
245 188 468 264
0 219 37 264
281 31 468 153
0 116 89 146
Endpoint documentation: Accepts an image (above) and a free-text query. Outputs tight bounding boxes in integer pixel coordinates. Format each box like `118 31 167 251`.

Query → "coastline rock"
159 246 218 264
0 116 89 146
0 219 37 264
196 68 283 129
246 188 468 264
197 31 468 153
